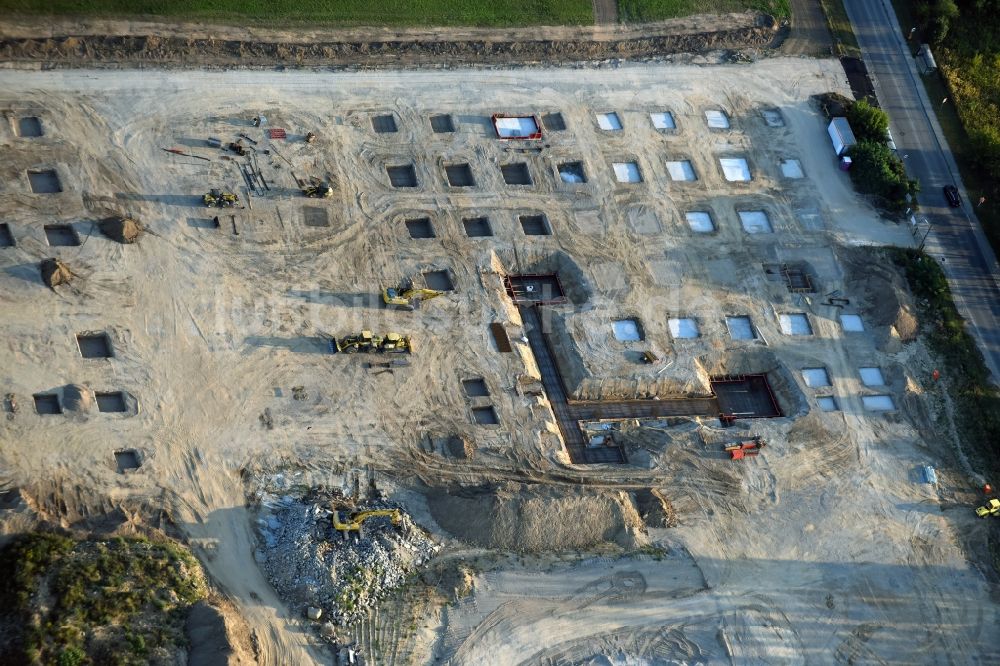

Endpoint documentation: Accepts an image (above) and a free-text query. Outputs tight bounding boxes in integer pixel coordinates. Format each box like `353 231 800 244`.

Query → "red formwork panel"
492 114 543 141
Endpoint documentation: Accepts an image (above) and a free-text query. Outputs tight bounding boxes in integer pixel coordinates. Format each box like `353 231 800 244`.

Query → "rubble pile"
253 489 436 630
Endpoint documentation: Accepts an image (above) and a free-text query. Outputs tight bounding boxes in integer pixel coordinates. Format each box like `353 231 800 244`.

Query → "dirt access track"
0 12 780 69
0 58 998 664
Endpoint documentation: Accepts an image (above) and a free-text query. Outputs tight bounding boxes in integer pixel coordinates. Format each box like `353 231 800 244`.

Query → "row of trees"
845 99 920 213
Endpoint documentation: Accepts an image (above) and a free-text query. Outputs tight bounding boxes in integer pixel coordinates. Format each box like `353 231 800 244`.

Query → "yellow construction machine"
302 182 334 198
335 330 381 354
333 331 412 354
976 498 1000 518
332 508 402 536
382 284 443 311
203 189 240 208
379 332 413 354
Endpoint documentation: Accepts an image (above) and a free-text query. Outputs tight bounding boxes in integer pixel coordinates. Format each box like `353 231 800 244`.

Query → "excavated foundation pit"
114 449 140 473
462 378 489 397
302 207 329 227
502 163 532 186
405 217 435 239
472 406 500 425
462 216 492 237
16 116 43 137
96 391 127 413
422 269 453 291
542 112 566 131
44 224 79 246
519 214 550 236
77 332 112 358
429 114 455 133
33 393 61 415
507 273 719 464
445 163 475 187
28 169 61 194
711 374 782 420
371 114 398 133
386 165 417 188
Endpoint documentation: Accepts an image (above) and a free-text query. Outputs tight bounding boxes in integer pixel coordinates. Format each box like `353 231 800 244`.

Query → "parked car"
944 185 961 207
885 128 897 152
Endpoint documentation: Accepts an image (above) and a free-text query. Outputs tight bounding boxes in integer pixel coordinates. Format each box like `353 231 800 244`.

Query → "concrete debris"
253 484 434 634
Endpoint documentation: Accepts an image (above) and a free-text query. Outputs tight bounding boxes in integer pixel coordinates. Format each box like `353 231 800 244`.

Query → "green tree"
928 0 959 42
846 99 889 143
848 140 918 212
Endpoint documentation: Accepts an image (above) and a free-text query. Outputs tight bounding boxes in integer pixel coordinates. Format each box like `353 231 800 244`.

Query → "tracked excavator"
332 508 402 539
382 284 444 311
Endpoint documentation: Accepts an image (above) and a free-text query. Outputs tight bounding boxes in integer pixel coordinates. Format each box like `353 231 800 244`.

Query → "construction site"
1 57 998 664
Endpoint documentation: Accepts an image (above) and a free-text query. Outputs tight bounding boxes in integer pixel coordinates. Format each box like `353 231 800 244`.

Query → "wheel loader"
382 284 444 311
976 498 1000 518
334 330 381 354
203 189 240 208
302 183 334 198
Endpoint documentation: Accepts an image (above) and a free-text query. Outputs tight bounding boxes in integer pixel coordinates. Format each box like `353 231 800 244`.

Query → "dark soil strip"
0 18 780 69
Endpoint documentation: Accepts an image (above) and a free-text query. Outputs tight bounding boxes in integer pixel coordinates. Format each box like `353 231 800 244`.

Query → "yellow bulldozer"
382 284 444 311
379 332 413 354
332 508 402 538
203 188 240 208
976 498 1000 518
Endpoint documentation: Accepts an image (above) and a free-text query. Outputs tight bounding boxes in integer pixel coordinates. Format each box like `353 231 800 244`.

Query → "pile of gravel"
253 491 436 630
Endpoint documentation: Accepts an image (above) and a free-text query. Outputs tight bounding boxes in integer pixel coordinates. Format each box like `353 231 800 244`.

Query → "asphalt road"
843 0 1000 384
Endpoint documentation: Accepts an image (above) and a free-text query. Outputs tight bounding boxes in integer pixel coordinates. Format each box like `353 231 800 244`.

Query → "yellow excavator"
332 508 402 536
382 284 444 311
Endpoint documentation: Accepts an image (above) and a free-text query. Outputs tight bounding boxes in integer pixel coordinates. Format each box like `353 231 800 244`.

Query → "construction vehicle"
382 283 444 311
203 189 240 208
725 437 766 460
302 182 334 198
976 498 1000 518
334 330 381 354
332 508 402 537
227 140 248 156
333 331 413 354
305 132 317 144
380 332 413 354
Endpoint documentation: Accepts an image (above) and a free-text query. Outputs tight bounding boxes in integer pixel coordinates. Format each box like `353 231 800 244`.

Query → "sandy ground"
0 59 996 664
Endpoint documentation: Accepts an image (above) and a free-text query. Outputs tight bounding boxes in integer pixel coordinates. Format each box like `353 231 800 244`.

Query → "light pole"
918 218 933 251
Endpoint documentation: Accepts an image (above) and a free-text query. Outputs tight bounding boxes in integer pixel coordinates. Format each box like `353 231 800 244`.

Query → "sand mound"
892 305 918 342
186 600 255 666
40 258 73 288
426 483 645 552
445 435 475 460
62 384 93 413
99 216 141 244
